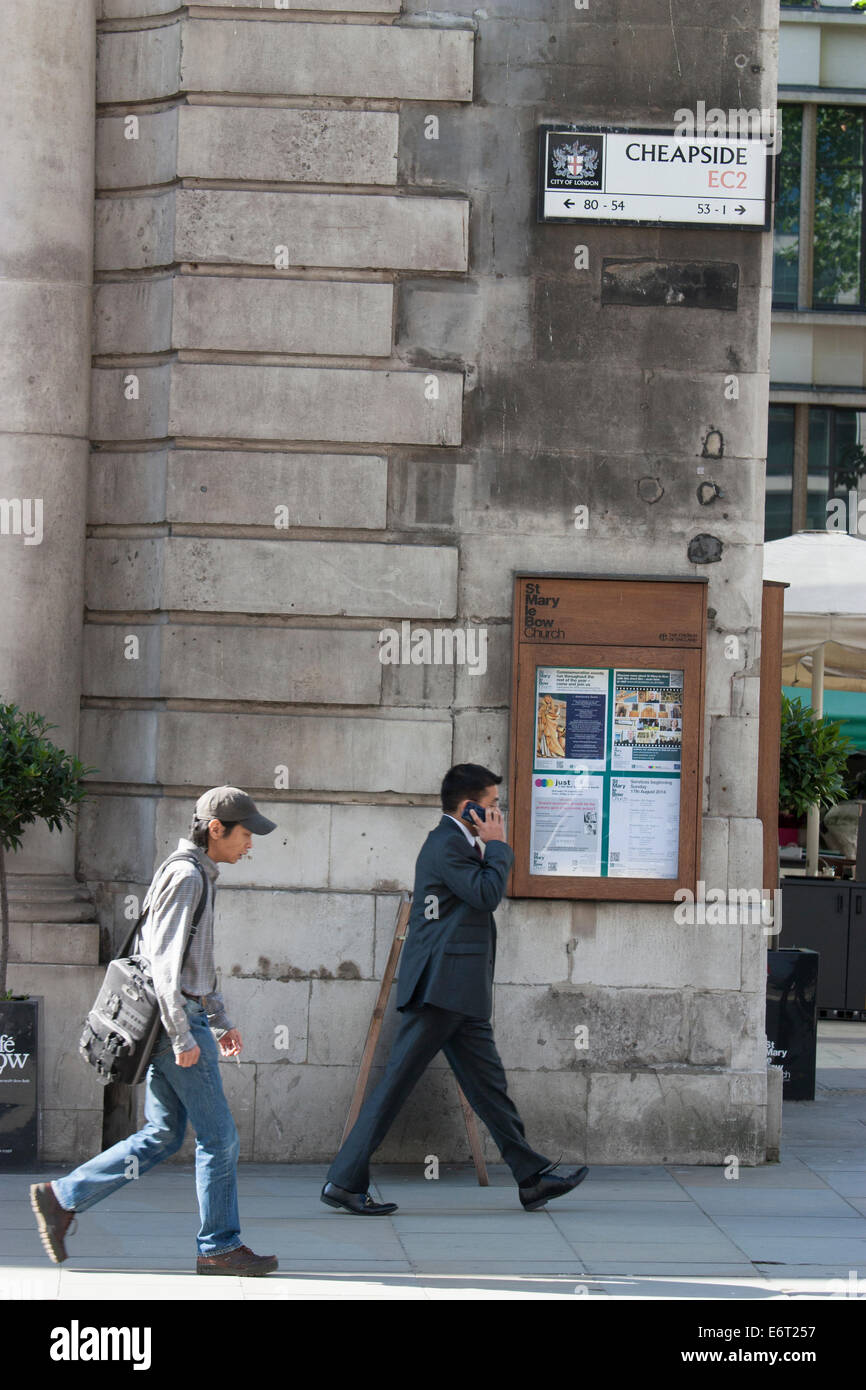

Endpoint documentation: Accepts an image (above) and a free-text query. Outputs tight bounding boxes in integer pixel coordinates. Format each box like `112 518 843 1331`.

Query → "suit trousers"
326 1000 551 1192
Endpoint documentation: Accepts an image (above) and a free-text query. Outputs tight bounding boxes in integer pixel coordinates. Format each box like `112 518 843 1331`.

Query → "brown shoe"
30 1183 77 1264
196 1244 278 1276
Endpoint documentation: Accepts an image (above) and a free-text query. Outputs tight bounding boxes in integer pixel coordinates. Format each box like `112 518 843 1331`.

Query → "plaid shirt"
140 838 233 1057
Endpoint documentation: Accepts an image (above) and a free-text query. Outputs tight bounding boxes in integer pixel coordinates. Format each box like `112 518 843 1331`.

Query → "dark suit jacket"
395 815 515 1020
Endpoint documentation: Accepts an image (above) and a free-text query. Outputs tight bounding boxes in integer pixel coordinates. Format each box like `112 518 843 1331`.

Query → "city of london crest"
552 140 599 182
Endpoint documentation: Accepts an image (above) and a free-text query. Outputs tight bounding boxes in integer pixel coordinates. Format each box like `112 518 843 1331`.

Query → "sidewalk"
2 1019 864 1300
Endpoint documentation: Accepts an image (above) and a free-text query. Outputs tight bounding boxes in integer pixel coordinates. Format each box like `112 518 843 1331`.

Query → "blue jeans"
53 1000 242 1256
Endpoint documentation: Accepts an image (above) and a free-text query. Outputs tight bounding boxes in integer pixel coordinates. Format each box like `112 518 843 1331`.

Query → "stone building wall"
7 0 780 1163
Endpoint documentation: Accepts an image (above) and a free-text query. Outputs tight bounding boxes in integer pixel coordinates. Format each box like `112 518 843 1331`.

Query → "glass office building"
769 5 866 544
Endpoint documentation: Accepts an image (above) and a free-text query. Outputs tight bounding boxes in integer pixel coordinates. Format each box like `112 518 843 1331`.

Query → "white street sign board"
538 127 773 230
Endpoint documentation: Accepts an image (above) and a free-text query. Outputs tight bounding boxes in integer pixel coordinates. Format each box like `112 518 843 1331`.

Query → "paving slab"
393 1229 580 1259
1 1020 863 1299
717 1236 866 1264
572 1238 754 1264
713 1215 866 1240
575 1271 775 1292
678 1188 860 1216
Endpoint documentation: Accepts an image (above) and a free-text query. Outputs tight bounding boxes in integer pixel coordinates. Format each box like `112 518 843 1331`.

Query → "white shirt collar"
445 813 480 848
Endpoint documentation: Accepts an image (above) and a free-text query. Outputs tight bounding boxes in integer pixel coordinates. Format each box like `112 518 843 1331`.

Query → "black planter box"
779 878 866 1016
766 949 819 1101
0 997 39 1166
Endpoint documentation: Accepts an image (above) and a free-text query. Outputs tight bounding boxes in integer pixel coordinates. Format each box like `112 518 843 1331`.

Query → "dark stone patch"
697 481 721 505
688 533 724 564
601 259 739 311
637 476 664 503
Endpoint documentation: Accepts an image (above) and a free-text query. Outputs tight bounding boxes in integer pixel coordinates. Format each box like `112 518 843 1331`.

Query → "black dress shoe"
320 1181 398 1215
519 1165 589 1212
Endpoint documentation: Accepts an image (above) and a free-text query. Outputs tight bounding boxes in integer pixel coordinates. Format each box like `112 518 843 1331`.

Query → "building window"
764 406 866 541
772 105 866 311
773 105 802 308
814 108 865 308
766 405 795 541
807 407 862 527
781 1 866 9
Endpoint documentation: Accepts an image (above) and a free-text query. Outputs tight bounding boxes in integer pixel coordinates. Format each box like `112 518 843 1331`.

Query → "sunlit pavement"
2 1020 863 1300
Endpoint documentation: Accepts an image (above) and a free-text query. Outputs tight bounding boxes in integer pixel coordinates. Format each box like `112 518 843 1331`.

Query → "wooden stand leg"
340 892 490 1184
341 894 411 1145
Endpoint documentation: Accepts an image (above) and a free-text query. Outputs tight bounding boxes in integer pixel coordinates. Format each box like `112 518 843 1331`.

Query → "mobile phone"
461 800 487 825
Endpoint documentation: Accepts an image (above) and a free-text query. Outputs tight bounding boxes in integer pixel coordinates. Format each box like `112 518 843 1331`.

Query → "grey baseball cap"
194 785 276 835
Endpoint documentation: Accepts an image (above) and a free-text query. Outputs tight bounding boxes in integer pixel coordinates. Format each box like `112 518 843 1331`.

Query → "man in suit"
321 763 589 1214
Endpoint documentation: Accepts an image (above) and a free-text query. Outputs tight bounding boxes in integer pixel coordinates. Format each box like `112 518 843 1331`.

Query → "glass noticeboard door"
531 664 684 880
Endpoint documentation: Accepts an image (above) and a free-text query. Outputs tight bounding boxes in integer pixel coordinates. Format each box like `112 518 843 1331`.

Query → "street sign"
537 125 773 231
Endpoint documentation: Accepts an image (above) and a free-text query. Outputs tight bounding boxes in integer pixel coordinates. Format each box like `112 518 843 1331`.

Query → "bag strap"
118 852 210 962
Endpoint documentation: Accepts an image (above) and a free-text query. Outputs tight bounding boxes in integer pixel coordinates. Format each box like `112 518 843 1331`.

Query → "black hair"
189 815 240 850
440 763 502 813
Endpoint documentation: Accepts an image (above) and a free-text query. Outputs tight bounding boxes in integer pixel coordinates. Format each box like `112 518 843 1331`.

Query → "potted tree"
0 703 93 1165
778 693 854 860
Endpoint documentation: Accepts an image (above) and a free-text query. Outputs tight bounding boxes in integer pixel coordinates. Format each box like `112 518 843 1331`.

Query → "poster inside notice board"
530 664 684 879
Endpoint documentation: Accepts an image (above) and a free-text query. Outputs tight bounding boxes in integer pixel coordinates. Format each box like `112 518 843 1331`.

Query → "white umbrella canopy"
763 530 866 873
763 531 866 679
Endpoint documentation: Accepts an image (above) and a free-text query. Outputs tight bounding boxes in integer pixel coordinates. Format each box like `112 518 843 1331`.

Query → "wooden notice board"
508 574 708 902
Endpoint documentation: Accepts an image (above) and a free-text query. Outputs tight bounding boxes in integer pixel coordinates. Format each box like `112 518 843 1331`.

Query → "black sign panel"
544 131 605 192
0 999 38 1166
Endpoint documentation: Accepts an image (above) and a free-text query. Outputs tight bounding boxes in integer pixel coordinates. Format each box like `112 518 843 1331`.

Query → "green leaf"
778 693 856 817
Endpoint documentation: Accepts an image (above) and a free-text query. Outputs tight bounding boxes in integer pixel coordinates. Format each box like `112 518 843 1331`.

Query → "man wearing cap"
30 787 279 1276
